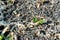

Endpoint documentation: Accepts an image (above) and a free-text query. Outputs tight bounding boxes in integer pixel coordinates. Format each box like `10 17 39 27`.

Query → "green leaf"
37 19 45 24
0 35 3 40
33 16 38 22
8 35 13 40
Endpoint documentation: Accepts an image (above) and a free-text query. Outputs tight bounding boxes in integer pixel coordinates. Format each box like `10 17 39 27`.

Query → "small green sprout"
0 35 3 40
8 35 13 40
33 16 38 22
33 16 46 25
37 19 45 24
8 32 13 40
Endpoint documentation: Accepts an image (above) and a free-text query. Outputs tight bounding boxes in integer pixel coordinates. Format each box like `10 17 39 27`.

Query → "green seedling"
37 19 45 24
8 35 13 40
33 16 45 24
35 18 45 25
0 35 4 40
33 16 38 22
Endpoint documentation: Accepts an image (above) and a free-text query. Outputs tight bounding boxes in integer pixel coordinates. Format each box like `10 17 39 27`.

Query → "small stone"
25 38 29 40
36 2 40 8
40 30 46 35
25 27 31 31
0 25 4 30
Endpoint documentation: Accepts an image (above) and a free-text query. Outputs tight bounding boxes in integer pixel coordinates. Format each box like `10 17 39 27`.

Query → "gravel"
0 0 60 40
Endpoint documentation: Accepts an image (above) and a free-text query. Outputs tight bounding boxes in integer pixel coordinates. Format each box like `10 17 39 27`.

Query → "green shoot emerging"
33 16 38 23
